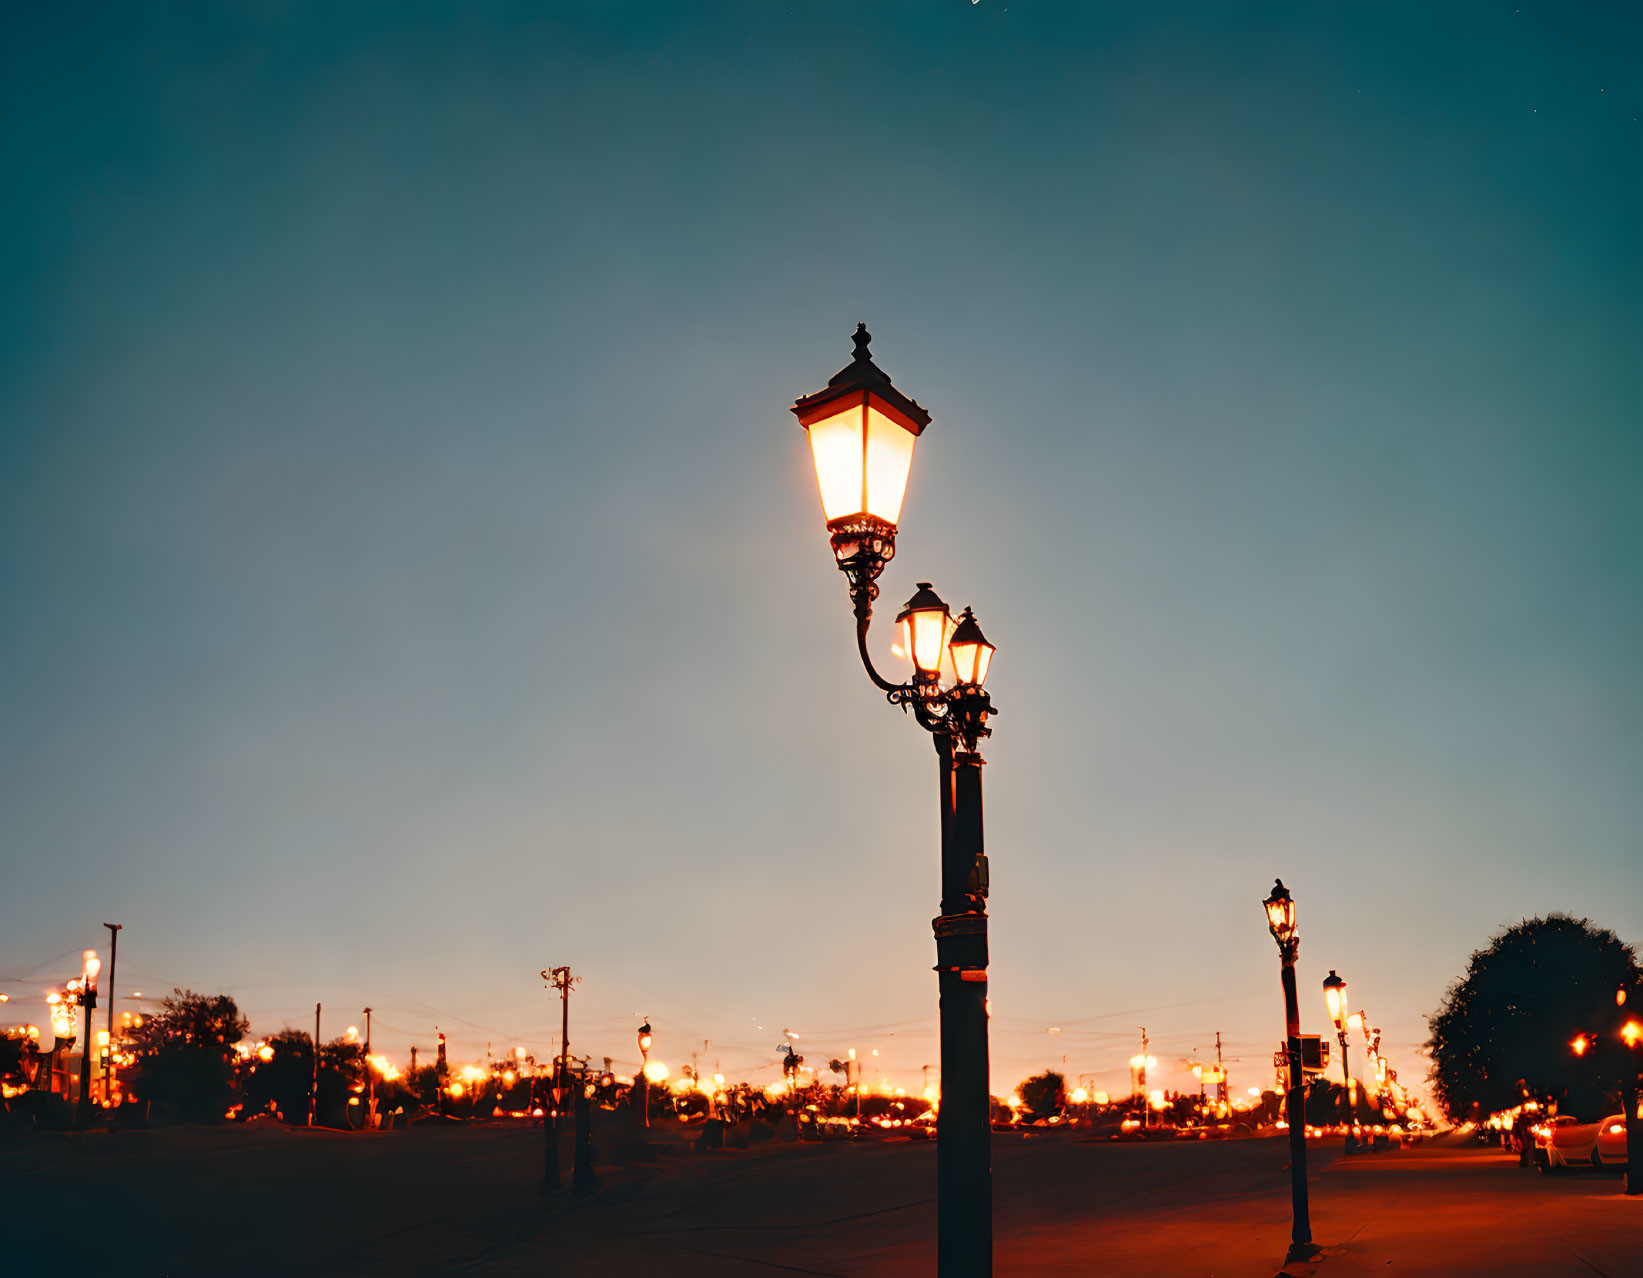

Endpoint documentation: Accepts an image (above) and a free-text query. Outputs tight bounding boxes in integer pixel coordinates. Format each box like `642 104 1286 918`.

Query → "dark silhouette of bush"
1427 914 1639 1121
1017 1069 1066 1122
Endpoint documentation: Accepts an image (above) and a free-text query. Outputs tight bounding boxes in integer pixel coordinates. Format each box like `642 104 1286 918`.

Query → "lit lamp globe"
1322 971 1348 1033
947 607 995 688
637 1022 652 1060
791 323 931 569
1264 880 1297 947
896 583 952 681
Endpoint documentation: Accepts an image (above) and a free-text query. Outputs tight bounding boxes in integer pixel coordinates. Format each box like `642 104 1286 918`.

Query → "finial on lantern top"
852 322 872 361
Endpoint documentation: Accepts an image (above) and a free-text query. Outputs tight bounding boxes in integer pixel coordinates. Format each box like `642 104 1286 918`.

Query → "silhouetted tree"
1017 1070 1066 1122
241 1031 366 1124
1427 915 1639 1120
126 989 248 1123
241 1028 314 1120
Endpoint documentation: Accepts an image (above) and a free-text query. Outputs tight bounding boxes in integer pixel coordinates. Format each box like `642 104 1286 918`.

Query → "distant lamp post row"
1262 880 1318 1265
1321 969 1362 1153
793 326 998 1277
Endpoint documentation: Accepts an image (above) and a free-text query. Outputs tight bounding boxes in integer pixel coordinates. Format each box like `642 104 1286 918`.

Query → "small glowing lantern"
637 1021 652 1059
1623 1021 1642 1048
896 582 952 679
791 324 930 546
82 951 101 984
1263 880 1297 947
1322 971 1348 1033
947 607 995 688
1571 1034 1590 1056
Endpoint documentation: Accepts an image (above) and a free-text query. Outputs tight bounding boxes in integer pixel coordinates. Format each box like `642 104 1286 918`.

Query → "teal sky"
2 2 1638 1100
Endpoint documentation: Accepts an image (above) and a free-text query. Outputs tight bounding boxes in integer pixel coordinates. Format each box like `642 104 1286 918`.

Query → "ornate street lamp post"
1263 880 1317 1264
792 326 998 1276
636 1021 652 1129
1322 970 1361 1153
74 950 100 1125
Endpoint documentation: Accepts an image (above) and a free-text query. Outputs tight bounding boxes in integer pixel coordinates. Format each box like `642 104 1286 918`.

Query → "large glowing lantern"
1263 879 1297 947
1322 971 1348 1033
791 324 930 542
896 582 952 680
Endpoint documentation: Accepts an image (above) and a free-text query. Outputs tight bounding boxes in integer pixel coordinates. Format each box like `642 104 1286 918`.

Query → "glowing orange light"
948 607 995 688
1622 1021 1643 1048
1570 1035 1590 1056
896 583 952 679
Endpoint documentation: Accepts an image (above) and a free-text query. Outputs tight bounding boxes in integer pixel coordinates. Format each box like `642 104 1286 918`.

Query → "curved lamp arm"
856 616 907 695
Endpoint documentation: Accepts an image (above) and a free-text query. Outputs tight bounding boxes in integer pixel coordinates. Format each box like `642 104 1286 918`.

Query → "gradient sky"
3 2 1639 1102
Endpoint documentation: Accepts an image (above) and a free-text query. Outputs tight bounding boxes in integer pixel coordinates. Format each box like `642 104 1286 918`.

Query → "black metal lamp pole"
74 950 100 1126
636 1022 652 1129
1264 881 1317 1265
1618 981 1641 1196
793 328 998 1277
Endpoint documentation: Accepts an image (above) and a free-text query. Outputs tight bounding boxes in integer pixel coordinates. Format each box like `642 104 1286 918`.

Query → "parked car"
1544 1113 1629 1172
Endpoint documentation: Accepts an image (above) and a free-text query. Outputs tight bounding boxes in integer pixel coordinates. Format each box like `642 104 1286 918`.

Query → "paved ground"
3 1124 1640 1275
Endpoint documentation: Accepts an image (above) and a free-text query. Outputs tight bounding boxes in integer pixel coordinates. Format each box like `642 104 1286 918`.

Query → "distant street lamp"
637 1021 652 1128
74 950 100 1126
1321 971 1361 1153
1263 880 1317 1264
792 326 998 1277
1618 980 1642 1197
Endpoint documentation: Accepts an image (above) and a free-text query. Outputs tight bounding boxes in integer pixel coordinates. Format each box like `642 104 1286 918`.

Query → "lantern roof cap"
897 581 951 620
949 606 990 647
791 323 931 433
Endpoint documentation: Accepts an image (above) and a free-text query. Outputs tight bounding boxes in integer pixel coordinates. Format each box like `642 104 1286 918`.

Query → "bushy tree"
242 1031 366 1124
127 989 248 1123
1427 915 1639 1120
241 1028 313 1120
1017 1070 1066 1122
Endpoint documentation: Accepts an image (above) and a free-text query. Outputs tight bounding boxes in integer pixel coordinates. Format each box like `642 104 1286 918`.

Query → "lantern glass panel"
806 404 865 525
951 636 994 687
864 404 915 525
907 606 950 676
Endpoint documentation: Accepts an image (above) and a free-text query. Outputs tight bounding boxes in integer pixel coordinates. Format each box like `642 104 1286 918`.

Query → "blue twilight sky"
2 2 1639 1100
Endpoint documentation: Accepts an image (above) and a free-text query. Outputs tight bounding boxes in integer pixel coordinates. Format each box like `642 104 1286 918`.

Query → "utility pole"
1215 1031 1228 1107
1138 1027 1149 1127
363 1007 374 1126
103 923 121 1106
542 967 579 1194
310 1003 320 1128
